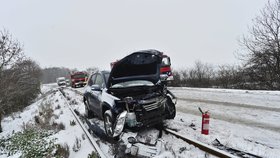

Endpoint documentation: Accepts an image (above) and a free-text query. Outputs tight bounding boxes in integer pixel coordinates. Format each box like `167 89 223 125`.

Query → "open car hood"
107 50 163 88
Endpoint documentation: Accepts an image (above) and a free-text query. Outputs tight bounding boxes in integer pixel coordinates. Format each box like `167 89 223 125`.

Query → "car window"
94 74 103 87
88 74 96 86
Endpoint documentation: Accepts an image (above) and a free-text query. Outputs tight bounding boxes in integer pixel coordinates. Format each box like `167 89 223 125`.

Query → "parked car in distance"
65 79 70 86
56 77 66 87
71 72 88 88
83 50 177 138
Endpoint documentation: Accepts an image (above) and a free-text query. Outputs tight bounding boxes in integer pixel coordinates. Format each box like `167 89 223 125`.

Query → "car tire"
104 110 115 138
84 99 94 118
166 97 176 119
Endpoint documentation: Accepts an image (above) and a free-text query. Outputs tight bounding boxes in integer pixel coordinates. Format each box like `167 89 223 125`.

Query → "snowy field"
1 84 280 158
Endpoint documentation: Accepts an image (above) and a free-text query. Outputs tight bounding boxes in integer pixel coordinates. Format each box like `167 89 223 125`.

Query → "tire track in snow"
178 98 280 112
176 106 280 132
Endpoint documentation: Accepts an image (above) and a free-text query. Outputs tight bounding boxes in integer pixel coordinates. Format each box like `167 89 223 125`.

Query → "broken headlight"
113 111 127 137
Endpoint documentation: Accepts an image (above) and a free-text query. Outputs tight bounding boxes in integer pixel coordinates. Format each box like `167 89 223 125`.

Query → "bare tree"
217 65 236 88
169 68 188 87
188 61 214 87
241 0 280 90
0 30 41 132
0 30 24 71
0 59 41 115
0 30 25 132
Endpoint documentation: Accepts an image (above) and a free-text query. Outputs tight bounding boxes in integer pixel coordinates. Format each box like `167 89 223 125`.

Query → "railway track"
60 87 261 158
58 88 107 158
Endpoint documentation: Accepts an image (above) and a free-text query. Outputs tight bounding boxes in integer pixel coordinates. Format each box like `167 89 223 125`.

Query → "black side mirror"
91 84 102 91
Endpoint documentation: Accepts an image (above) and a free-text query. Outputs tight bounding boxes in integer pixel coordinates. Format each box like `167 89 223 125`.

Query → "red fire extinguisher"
199 107 210 135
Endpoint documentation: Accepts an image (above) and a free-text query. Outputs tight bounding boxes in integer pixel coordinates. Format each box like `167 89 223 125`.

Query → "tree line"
170 61 264 90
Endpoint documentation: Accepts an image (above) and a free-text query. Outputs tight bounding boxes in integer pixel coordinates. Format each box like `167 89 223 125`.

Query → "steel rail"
59 88 107 158
164 128 238 158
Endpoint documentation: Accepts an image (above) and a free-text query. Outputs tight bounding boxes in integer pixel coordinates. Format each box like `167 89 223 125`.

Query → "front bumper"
132 98 166 127
134 104 165 127
113 97 169 137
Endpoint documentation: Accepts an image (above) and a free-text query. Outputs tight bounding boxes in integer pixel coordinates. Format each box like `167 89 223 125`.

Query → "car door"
92 73 104 117
85 74 96 113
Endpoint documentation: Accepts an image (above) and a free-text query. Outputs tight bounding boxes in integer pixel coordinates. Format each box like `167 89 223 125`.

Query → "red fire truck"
71 71 88 88
160 54 173 81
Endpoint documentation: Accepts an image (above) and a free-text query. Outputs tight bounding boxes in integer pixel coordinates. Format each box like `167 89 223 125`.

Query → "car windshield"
111 80 154 88
161 57 171 66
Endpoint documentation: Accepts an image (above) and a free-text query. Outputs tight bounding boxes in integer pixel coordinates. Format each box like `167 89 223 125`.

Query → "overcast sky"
0 0 267 70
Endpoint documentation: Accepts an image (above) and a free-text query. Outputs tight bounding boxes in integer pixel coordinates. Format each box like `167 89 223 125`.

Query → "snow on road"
171 87 280 132
170 87 280 108
168 87 280 158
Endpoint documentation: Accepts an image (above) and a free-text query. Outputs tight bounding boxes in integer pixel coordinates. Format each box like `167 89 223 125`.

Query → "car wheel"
166 97 176 119
84 99 94 118
104 110 115 138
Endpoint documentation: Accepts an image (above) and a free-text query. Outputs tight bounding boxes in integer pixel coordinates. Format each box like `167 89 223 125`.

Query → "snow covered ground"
63 87 213 158
168 87 280 158
1 84 280 157
0 83 95 158
76 86 280 158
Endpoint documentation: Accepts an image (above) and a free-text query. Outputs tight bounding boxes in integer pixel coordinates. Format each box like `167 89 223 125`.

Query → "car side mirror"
91 84 102 91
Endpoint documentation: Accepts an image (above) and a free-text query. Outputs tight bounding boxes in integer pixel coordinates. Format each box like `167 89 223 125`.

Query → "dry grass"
54 143 70 158
34 102 65 132
72 137 81 152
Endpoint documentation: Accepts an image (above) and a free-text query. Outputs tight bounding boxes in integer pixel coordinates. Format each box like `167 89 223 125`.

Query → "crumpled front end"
113 94 168 137
113 94 168 129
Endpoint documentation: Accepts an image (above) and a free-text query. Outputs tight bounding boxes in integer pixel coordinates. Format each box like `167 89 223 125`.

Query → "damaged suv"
83 50 176 138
